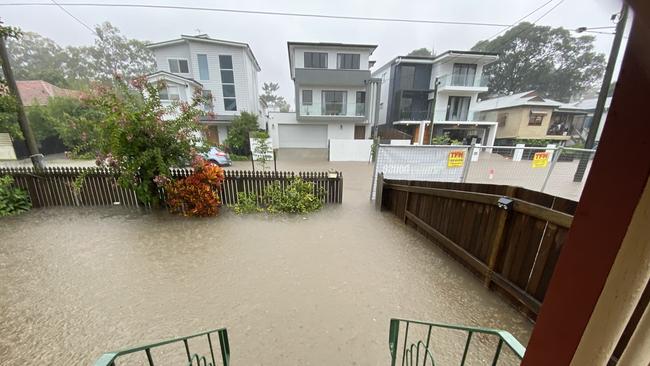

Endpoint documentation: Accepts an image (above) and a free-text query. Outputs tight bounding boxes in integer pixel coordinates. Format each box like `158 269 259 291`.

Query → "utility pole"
573 3 628 182
428 77 440 144
0 35 45 169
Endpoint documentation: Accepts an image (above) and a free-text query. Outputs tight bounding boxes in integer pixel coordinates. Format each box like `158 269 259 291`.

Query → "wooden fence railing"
375 174 577 319
0 167 343 208
375 175 649 364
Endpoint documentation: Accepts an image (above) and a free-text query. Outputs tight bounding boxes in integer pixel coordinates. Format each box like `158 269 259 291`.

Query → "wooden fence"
375 174 649 364
375 174 576 319
0 167 343 208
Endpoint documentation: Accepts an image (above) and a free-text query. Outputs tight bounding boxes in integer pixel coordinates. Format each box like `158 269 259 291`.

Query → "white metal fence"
371 144 597 201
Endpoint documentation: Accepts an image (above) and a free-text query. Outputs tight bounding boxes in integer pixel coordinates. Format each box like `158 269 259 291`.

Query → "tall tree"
407 48 433 57
472 22 606 102
260 82 290 112
4 31 69 86
5 22 155 86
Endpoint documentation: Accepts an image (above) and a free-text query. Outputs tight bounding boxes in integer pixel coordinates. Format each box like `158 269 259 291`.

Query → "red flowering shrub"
165 156 225 217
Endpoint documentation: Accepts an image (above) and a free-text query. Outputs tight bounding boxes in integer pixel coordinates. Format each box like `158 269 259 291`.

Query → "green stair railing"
94 328 230 366
389 318 526 366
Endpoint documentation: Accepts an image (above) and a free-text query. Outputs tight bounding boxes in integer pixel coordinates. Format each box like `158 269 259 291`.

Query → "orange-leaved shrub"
165 156 225 217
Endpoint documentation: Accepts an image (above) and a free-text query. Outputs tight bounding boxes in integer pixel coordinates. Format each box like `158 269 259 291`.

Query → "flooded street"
0 161 532 365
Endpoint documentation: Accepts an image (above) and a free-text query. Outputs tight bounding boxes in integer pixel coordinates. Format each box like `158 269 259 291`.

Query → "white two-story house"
372 50 499 145
146 34 264 145
269 42 381 159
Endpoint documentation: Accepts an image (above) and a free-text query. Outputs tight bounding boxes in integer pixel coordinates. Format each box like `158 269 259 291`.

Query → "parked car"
203 147 232 167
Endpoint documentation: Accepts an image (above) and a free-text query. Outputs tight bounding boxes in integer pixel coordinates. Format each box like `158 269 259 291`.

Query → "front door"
354 125 366 139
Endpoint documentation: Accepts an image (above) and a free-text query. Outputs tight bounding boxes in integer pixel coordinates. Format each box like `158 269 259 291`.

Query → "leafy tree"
224 112 259 156
260 82 290 112
5 22 154 86
0 24 23 138
472 22 606 102
26 96 103 148
77 76 206 205
407 48 433 57
85 22 155 80
4 31 70 86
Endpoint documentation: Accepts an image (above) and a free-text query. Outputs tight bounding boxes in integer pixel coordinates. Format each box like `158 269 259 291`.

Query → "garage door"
278 124 327 148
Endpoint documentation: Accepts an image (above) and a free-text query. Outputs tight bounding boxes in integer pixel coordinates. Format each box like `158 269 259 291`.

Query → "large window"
219 55 237 111
304 52 328 68
168 59 189 74
451 63 477 86
355 91 366 116
529 112 545 126
302 90 312 105
446 96 471 121
197 54 210 80
202 89 213 112
322 91 347 115
399 66 416 90
159 85 180 101
337 53 360 69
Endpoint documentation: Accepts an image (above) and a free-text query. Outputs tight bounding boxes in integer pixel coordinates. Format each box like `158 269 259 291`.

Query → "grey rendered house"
268 42 381 159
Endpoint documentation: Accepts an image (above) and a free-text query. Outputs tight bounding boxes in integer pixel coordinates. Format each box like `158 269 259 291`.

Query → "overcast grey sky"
0 0 626 105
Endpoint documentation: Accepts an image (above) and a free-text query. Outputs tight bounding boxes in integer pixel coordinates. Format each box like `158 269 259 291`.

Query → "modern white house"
372 51 499 145
146 34 263 145
268 42 381 160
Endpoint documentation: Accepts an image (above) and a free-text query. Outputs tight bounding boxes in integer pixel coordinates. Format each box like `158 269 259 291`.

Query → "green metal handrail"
389 318 525 366
94 328 230 366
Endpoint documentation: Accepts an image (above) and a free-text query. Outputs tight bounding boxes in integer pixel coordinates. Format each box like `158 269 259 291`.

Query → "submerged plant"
0 176 31 216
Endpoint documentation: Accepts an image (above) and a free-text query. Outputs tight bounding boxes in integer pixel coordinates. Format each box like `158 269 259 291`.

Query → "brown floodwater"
0 161 532 365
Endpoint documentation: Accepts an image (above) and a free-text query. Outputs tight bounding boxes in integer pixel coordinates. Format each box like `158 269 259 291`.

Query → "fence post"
461 144 474 183
375 173 384 211
541 146 562 193
484 192 514 287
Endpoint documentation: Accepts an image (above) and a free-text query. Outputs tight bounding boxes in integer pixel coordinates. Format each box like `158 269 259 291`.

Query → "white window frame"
197 54 210 80
167 58 190 74
219 55 237 111
160 85 180 101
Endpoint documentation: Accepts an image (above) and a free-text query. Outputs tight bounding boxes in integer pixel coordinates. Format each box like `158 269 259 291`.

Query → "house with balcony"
146 34 262 145
473 90 572 145
268 42 381 159
372 51 499 145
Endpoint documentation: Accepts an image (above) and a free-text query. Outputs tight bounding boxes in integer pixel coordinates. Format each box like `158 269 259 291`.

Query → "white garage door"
278 124 328 148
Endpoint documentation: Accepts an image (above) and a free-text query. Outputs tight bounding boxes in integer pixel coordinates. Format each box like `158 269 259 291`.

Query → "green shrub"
230 177 324 214
0 176 31 216
266 177 324 214
232 192 262 214
230 154 250 161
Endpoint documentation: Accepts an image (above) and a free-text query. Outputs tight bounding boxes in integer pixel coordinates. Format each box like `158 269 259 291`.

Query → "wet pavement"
0 160 533 365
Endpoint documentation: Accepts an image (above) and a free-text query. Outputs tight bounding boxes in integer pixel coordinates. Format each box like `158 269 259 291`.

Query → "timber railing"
376 174 576 318
94 327 230 366
0 167 343 208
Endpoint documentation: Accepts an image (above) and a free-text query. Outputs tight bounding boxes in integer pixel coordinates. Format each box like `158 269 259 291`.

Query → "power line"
49 0 98 36
0 2 514 28
486 0 556 41
437 0 565 68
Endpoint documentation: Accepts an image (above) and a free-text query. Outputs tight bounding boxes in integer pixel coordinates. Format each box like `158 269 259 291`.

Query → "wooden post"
484 205 510 287
375 173 384 211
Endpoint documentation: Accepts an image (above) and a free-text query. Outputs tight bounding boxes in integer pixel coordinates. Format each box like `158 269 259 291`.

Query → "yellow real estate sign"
448 150 465 168
532 152 550 168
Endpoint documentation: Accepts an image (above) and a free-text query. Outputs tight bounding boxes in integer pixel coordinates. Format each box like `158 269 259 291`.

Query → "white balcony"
437 73 489 92
299 102 367 119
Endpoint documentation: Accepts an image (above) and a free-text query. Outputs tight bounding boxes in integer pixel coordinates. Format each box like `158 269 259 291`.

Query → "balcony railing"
398 109 430 121
389 318 525 366
437 73 488 88
94 328 230 366
300 102 366 117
